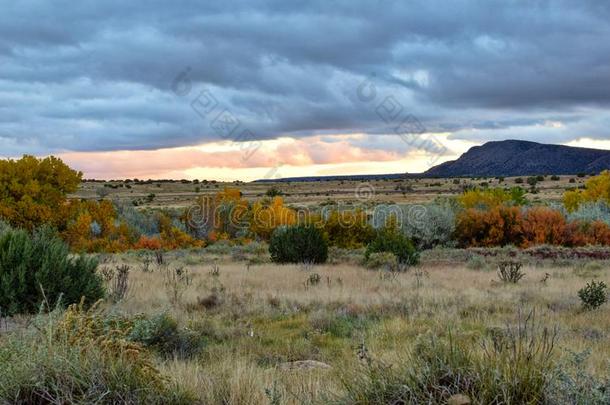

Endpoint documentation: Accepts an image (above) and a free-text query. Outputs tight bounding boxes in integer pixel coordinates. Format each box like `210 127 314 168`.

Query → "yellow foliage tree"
0 155 82 230
321 209 374 248
250 196 296 240
458 187 526 209
62 200 138 252
563 171 610 212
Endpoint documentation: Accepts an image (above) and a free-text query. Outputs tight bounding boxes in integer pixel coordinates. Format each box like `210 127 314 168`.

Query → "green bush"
0 227 104 315
365 226 419 266
269 225 328 264
129 313 203 359
578 280 608 310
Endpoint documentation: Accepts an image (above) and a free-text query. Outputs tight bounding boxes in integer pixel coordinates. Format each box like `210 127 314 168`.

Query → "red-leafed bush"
521 207 567 247
455 206 523 247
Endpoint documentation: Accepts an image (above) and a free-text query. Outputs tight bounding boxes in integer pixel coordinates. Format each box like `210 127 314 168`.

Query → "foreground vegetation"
2 244 609 404
1 156 610 403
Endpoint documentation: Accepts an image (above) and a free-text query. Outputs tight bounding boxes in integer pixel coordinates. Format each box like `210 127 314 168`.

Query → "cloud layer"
2 0 610 175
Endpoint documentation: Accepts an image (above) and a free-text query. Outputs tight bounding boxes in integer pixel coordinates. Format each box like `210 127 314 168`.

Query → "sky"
2 0 610 181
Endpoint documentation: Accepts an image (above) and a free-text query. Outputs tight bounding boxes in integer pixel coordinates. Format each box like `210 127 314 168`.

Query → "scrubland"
3 246 609 404
2 156 610 404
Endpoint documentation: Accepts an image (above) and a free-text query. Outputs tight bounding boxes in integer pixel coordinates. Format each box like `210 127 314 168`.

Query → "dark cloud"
1 0 610 156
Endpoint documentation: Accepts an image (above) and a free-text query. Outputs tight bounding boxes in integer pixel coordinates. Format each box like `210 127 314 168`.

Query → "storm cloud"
2 0 610 156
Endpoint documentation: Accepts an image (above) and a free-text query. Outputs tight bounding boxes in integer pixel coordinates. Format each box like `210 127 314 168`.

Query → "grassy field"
6 246 605 403
3 174 610 404
74 175 587 209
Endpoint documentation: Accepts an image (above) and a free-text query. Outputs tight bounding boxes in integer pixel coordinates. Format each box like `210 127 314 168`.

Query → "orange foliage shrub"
133 235 163 250
62 200 137 253
564 220 610 246
455 206 523 247
521 207 567 247
157 212 204 250
457 204 610 248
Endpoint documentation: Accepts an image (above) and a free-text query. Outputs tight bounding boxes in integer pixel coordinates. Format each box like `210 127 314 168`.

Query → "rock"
278 360 331 371
448 394 471 405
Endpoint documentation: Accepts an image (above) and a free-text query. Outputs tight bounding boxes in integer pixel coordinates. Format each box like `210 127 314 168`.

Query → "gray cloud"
2 0 610 156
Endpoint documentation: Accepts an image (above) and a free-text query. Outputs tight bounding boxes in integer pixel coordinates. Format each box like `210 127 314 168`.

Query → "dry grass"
90 253 610 403
73 174 583 209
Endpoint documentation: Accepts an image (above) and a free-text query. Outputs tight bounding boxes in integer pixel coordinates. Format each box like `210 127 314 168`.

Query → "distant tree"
564 170 610 212
265 186 284 197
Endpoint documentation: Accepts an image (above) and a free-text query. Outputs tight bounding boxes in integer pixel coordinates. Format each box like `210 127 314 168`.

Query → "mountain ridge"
424 139 610 177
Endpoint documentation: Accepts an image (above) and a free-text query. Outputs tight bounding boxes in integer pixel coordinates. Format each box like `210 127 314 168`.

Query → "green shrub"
269 225 328 264
578 280 608 310
0 227 104 315
365 226 418 266
129 313 203 359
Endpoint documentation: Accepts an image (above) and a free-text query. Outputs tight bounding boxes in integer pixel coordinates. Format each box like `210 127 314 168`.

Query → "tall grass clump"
0 227 104 315
269 225 328 264
336 311 557 404
0 303 193 404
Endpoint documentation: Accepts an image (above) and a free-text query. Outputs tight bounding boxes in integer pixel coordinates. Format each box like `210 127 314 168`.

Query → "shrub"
458 187 526 209
521 207 567 247
567 201 610 226
578 280 608 310
401 203 456 249
546 351 610 404
320 209 374 248
0 155 82 230
265 186 283 197
497 261 525 283
365 225 418 265
455 206 523 247
0 227 104 315
364 252 399 270
0 304 193 404
129 313 203 359
269 225 328 264
250 197 297 240
564 171 610 212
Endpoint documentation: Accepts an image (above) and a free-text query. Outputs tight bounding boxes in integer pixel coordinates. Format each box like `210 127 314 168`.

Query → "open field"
4 246 609 404
3 159 610 403
74 174 589 209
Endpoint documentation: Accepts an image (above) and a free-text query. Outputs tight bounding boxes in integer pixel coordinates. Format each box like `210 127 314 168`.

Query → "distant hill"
424 140 610 177
253 173 407 183
253 140 610 182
